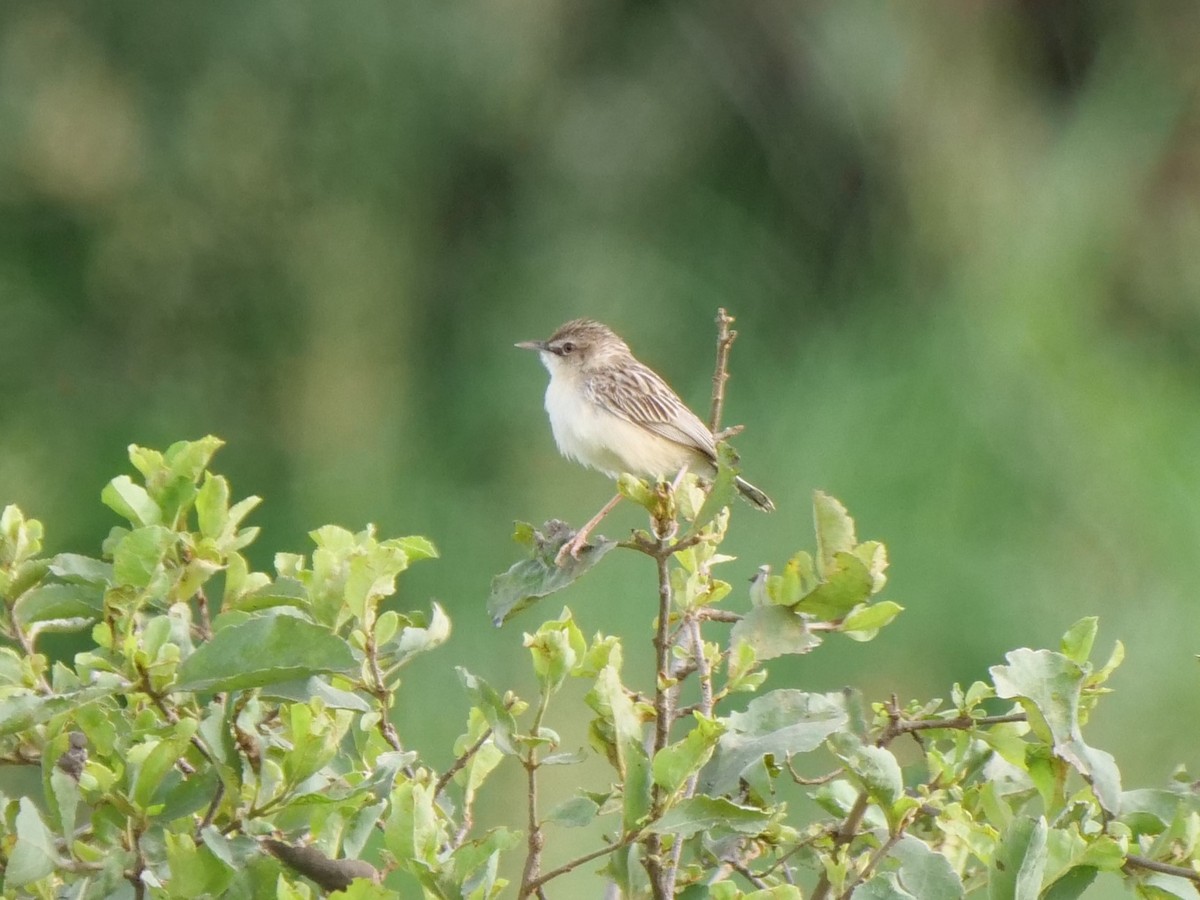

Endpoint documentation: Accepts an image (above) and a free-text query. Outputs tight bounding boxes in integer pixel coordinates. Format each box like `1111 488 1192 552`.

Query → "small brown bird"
517 319 773 560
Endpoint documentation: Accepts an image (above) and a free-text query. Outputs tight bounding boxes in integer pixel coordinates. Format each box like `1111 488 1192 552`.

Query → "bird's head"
516 319 631 375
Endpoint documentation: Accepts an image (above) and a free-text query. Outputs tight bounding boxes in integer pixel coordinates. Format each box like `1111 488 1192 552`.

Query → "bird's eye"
559 342 575 354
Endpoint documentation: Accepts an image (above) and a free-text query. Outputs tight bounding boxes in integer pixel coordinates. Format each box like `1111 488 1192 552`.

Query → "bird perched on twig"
517 318 773 563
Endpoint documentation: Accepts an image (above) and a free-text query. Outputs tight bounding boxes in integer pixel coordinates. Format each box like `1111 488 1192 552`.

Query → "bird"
516 318 773 562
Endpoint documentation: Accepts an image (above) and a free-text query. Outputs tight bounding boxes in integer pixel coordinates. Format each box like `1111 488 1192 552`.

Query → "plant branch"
837 810 916 900
526 832 642 892
434 726 494 799
362 618 403 753
642 540 676 899
708 308 737 433
810 791 870 900
1124 854 1200 884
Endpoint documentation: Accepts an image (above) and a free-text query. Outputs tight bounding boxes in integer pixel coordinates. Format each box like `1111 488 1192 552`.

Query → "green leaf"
546 795 601 828
1041 866 1098 900
813 491 856 577
102 475 162 526
13 583 103 628
112 525 176 589
841 600 905 641
650 795 770 836
165 830 234 897
693 442 739 529
0 681 126 736
1060 617 1098 665
793 551 875 620
829 733 903 809
652 714 725 795
989 816 1047 900
458 668 519 755
730 607 821 660
852 873 918 900
1136 873 1200 899
48 553 113 586
379 603 452 669
876 834 964 900
175 614 357 692
488 520 616 625
701 690 848 795
6 797 59 886
262 676 371 711
196 473 230 539
991 648 1122 814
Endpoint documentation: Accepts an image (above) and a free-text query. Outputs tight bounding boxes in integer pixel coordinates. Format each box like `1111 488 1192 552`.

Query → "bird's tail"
735 476 775 512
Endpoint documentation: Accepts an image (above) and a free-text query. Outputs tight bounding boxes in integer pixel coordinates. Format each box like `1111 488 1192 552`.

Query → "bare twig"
434 726 494 799
709 308 737 433
810 792 870 900
837 810 916 900
518 693 552 898
362 622 403 753
1124 854 1200 884
194 588 213 641
518 758 545 898
731 860 770 890
526 832 641 892
643 542 675 899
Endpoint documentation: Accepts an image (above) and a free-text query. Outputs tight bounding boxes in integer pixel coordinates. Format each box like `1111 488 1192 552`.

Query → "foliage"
0 437 1196 898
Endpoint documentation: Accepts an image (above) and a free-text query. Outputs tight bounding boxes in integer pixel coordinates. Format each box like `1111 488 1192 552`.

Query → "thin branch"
708 308 737 433
643 542 675 899
731 860 770 890
362 621 403 753
518 693 552 899
526 832 641 892
1125 854 1200 884
434 726 494 798
837 810 916 900
517 757 545 898
810 792 870 900
194 588 213 641
878 710 1027 747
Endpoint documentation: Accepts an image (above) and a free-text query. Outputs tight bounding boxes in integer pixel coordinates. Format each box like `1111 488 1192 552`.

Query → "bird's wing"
586 362 717 459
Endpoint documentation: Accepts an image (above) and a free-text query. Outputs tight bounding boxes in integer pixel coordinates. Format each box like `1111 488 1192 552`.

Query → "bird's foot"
554 531 591 567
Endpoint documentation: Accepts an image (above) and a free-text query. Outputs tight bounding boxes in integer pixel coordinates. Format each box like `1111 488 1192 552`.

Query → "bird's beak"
515 340 547 351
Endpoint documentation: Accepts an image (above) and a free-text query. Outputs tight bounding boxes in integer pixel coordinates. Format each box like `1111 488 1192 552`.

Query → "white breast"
544 370 695 479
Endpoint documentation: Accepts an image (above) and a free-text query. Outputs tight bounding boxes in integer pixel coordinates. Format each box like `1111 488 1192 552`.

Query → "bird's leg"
556 493 623 565
669 464 691 493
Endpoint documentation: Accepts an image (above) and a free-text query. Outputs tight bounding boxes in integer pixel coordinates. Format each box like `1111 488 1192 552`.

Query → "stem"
1125 854 1200 884
518 692 552 898
526 832 642 892
810 792 870 900
643 541 675 899
434 726 494 799
708 308 737 433
363 616 403 753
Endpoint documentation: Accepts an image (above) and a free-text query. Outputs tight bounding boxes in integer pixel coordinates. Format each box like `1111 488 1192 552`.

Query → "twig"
877 710 1027 747
518 757 545 898
363 622 403 753
837 810 916 900
810 792 870 900
194 588 213 641
525 832 641 892
643 542 676 899
1125 854 1200 884
731 860 770 890
434 726 494 798
518 693 552 898
708 308 737 433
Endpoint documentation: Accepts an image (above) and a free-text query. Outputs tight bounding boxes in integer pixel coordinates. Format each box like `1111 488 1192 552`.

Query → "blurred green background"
2 1 1198 893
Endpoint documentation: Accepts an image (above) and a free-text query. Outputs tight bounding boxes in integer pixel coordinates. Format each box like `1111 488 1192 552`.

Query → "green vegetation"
0 437 1195 897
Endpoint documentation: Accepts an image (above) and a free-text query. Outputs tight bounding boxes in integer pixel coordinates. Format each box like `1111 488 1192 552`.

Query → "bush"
0 435 1196 898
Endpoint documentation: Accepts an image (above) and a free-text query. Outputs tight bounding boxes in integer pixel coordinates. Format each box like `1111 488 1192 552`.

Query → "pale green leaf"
649 795 770 836
175 614 357 692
